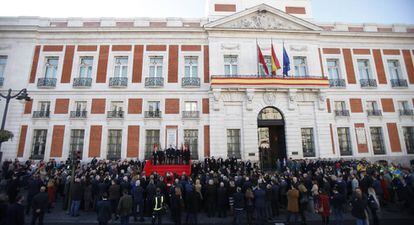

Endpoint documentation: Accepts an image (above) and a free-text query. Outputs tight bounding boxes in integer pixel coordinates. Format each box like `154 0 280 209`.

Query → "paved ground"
25 198 414 225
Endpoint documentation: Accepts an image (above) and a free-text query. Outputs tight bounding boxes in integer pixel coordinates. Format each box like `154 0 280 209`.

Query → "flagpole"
282 40 285 77
271 38 273 77
256 38 259 76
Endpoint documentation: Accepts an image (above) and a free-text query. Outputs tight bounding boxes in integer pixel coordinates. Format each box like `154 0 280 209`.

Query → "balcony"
367 109 382 117
33 111 50 118
391 79 408 88
182 111 200 119
70 110 87 119
109 77 128 88
334 110 350 117
210 75 329 89
73 77 92 87
360 79 377 88
329 79 346 88
144 111 162 118
37 78 56 88
182 77 200 87
107 110 124 118
0 77 4 86
399 109 414 116
145 77 164 87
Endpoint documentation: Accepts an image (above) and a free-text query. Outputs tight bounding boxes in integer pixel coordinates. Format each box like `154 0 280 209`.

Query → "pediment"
205 4 322 32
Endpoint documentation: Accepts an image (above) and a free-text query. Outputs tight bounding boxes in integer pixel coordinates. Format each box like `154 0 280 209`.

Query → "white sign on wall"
356 127 367 145
166 128 177 148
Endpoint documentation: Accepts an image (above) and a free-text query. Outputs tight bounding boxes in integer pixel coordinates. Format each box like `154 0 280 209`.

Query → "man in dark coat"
26 174 42 214
254 183 267 225
96 193 112 225
185 189 199 225
132 180 145 222
7 174 20 203
205 179 216 217
118 190 133 225
271 179 280 217
217 182 228 218
31 186 48 225
351 188 368 225
69 178 83 217
5 195 25 225
232 187 245 225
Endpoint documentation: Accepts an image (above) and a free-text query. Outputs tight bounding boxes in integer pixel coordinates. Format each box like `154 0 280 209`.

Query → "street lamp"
0 88 31 161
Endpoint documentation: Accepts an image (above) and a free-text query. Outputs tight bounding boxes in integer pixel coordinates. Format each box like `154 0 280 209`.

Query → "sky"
0 0 413 24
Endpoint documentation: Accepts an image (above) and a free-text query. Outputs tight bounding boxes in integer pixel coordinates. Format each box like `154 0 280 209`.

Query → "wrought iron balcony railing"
73 77 92 87
399 109 414 116
0 77 4 86
360 79 377 88
144 111 162 118
391 79 408 88
182 111 200 118
70 110 87 118
329 79 346 87
145 77 164 87
37 78 57 88
367 109 382 116
109 77 128 87
334 110 350 117
33 110 50 118
182 77 200 87
107 110 124 118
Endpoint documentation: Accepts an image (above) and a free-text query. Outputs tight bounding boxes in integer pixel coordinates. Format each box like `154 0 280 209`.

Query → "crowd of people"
152 145 191 165
0 156 413 225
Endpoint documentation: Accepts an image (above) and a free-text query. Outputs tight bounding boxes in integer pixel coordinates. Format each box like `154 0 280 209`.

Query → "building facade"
0 0 413 164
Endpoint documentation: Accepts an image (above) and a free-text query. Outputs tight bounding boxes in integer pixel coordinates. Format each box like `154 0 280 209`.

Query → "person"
185 189 199 225
96 193 112 225
26 174 42 215
46 178 56 212
254 182 267 225
5 195 25 225
31 186 48 225
351 188 368 225
245 187 254 225
118 190 133 225
152 188 164 225
69 178 82 217
83 178 93 212
286 185 300 225
271 178 280 217
7 174 20 204
298 182 309 224
171 186 183 225
108 179 121 220
205 179 216 217
331 187 346 225
317 189 330 225
132 180 145 222
232 187 245 225
367 187 380 225
217 182 228 218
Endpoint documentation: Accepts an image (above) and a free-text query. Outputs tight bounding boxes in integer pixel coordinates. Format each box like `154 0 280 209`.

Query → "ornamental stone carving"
221 43 240 50
318 91 327 110
263 92 277 106
246 89 255 111
288 89 297 110
290 45 308 52
212 89 221 111
222 11 301 30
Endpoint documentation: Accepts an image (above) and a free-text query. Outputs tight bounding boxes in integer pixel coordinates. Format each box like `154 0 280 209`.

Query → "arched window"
258 107 283 120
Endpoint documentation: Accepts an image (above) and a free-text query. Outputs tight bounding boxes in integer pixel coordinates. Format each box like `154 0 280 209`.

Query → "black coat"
32 192 48 213
70 182 83 201
5 203 24 225
233 192 245 209
217 187 228 206
205 184 217 203
96 199 112 222
27 178 43 196
351 196 368 219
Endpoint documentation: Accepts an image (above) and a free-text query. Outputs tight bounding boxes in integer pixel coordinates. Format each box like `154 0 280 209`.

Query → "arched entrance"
257 107 286 170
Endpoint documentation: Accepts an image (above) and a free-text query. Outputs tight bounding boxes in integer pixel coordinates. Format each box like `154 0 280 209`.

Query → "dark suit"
96 199 112 225
5 202 25 225
31 192 48 225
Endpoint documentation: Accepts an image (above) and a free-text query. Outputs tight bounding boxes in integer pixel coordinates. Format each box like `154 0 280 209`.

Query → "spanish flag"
271 44 281 75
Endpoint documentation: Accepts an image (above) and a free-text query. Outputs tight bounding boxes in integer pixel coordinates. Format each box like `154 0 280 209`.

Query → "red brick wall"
17 125 28 157
326 98 331 113
112 45 132 51
146 45 166 51
285 6 306 14
342 49 356 84
55 99 69 114
50 125 65 157
91 99 106 114
168 45 179 83
402 50 414 84
128 98 142 114
88 125 102 157
204 45 210 83
350 98 363 113
373 49 387 84
322 48 341 54
383 49 400 55
96 45 109 83
387 123 402 152
61 45 75 83
127 125 140 158
29 45 41 83
204 125 210 157
214 4 236 12
181 45 201 51
381 98 395 112
77 45 97 51
24 101 33 114
355 123 368 153
43 45 63 52
132 45 144 83
165 99 180 114
353 49 370 55
202 98 209 114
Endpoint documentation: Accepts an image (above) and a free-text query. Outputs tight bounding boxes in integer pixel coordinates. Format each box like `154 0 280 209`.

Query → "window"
79 57 93 78
107 129 122 160
327 59 341 79
366 101 379 111
44 57 59 78
337 127 352 156
114 56 128 77
74 101 87 112
0 56 7 78
227 129 241 158
301 128 315 157
259 56 272 76
148 101 160 112
70 129 85 159
110 101 123 112
403 127 414 154
184 101 197 112
224 55 238 76
370 127 385 155
184 56 198 77
398 101 410 111
293 56 308 77
334 101 347 111
357 59 373 79
145 130 160 159
149 56 163 77
184 129 198 159
31 129 47 159
387 60 403 80
39 101 51 113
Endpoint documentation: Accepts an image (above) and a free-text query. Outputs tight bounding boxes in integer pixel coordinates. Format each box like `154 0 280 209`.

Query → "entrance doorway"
257 107 286 170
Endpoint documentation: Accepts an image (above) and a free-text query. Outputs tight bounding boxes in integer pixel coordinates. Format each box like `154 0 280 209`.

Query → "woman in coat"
317 189 330 225
171 186 183 225
286 185 300 225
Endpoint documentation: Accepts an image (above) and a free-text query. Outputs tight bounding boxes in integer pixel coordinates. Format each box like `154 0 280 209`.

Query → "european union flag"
283 46 290 76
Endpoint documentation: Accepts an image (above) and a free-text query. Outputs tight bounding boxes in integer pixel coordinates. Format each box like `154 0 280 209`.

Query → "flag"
283 46 290 76
257 44 269 75
271 44 281 75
